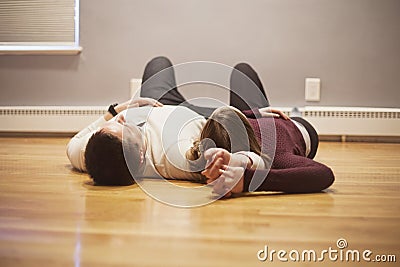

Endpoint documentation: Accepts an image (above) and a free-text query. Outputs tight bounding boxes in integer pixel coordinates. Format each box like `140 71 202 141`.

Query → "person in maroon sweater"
188 64 335 198
200 107 335 197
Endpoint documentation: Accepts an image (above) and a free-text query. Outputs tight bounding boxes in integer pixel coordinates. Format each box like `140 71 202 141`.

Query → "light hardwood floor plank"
0 138 399 266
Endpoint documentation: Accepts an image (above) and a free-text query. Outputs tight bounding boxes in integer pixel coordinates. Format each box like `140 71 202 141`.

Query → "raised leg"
140 56 215 118
140 56 186 105
229 63 270 111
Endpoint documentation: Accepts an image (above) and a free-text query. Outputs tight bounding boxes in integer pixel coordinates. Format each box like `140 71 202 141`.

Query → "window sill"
0 46 82 55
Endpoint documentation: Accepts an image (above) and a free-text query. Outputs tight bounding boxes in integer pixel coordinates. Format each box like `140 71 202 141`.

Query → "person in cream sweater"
67 57 277 186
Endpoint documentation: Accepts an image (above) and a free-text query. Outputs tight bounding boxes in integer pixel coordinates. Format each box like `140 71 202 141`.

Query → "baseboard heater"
0 106 399 141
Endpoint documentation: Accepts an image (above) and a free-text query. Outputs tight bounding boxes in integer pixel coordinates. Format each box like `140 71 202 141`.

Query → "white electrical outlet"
130 78 142 98
305 78 320 102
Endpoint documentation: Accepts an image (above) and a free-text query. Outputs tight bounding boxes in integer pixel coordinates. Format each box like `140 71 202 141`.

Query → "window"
0 0 81 55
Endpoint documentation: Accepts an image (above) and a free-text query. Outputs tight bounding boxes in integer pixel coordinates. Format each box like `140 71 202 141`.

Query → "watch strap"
108 103 118 117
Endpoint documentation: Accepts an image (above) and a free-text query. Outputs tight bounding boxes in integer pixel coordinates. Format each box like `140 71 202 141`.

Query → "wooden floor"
0 138 399 266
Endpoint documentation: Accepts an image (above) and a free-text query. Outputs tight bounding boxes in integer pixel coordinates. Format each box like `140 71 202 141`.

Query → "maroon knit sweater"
242 110 334 193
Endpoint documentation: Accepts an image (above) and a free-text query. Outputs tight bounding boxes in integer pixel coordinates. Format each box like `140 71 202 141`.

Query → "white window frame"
0 0 82 55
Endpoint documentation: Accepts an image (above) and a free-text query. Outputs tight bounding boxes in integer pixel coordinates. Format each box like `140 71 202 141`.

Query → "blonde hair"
187 106 269 164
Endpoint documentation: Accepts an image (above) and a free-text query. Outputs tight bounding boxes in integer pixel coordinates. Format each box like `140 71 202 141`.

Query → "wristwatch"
108 103 118 117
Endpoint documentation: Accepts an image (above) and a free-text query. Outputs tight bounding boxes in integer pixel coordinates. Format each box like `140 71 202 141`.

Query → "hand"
201 148 249 181
211 164 245 198
130 97 163 108
201 148 230 180
259 107 290 120
114 113 126 124
201 148 247 198
114 97 163 114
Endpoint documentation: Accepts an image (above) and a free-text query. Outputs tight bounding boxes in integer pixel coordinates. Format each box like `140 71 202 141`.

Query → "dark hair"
84 130 141 186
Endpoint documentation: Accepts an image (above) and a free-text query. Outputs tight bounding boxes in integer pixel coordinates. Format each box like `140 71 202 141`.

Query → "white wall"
0 0 399 108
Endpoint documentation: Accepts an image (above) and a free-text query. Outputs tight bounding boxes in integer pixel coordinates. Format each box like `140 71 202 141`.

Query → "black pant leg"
140 56 215 118
140 56 186 105
229 63 270 111
290 117 319 159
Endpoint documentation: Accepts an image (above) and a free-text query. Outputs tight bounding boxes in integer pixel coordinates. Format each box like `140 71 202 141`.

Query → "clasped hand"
201 148 248 198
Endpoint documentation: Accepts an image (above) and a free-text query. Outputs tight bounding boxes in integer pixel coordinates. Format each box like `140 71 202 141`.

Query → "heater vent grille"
0 107 105 116
303 110 400 119
0 106 399 136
